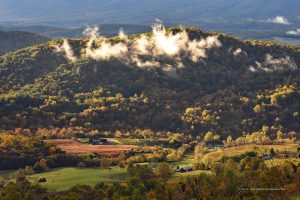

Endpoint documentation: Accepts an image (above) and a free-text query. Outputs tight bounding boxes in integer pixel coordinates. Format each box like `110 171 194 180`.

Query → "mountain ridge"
0 27 299 139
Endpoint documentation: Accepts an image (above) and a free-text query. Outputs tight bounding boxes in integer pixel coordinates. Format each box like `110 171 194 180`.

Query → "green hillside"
0 28 299 140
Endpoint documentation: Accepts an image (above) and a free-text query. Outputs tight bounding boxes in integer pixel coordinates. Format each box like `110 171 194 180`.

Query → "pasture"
27 167 127 191
1 143 298 191
202 143 299 162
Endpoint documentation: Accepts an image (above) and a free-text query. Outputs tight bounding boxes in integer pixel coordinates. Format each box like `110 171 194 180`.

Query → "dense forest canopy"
0 27 299 140
1 0 300 198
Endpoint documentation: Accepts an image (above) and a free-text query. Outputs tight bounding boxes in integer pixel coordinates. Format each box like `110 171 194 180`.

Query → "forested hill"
0 27 299 140
0 30 49 56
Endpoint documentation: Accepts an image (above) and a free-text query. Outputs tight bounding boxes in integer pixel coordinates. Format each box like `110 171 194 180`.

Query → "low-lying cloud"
55 39 77 62
249 54 297 72
55 20 222 76
83 25 100 39
232 48 248 57
264 16 290 25
286 29 300 35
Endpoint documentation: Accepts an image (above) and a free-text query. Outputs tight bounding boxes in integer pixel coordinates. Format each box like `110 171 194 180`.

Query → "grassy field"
203 144 299 162
107 138 169 146
46 139 140 156
0 160 209 191
265 158 300 167
27 167 127 191
172 153 195 168
172 170 207 178
1 143 298 191
169 170 210 184
46 139 158 156
0 166 209 191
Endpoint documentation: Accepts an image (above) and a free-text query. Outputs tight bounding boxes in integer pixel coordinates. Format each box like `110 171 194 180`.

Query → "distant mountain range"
0 0 299 26
0 24 151 39
0 0 299 45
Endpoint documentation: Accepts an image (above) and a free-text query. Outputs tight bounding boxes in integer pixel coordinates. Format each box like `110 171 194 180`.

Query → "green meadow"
27 167 127 191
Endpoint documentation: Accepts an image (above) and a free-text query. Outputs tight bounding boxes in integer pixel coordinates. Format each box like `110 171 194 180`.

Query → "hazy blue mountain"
0 30 49 55
0 0 299 26
0 0 299 45
2 24 151 39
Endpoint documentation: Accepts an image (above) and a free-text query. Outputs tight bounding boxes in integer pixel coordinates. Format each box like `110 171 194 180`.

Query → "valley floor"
0 143 299 191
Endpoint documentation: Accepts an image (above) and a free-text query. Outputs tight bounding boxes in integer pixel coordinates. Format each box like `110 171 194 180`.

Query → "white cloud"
118 28 128 40
249 54 297 73
83 25 100 38
54 20 222 74
233 48 242 56
265 16 290 25
86 42 128 60
286 29 300 35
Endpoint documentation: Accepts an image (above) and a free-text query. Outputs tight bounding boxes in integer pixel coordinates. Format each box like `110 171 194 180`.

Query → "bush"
77 162 86 168
38 177 47 183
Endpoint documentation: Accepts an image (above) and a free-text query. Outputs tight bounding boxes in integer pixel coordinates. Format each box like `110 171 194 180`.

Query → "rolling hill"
2 24 151 39
0 30 49 55
0 27 299 140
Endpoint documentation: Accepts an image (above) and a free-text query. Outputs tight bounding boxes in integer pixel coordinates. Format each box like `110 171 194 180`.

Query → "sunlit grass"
203 144 299 162
27 167 127 191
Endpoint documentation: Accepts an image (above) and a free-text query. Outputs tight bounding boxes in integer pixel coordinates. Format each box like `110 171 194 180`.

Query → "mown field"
0 166 209 191
28 167 126 191
46 139 157 156
0 167 126 191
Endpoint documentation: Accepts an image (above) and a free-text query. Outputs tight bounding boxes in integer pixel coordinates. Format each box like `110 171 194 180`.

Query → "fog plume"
233 48 243 56
83 26 100 39
54 20 222 75
55 39 76 62
250 54 297 72
129 21 221 67
286 29 300 35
